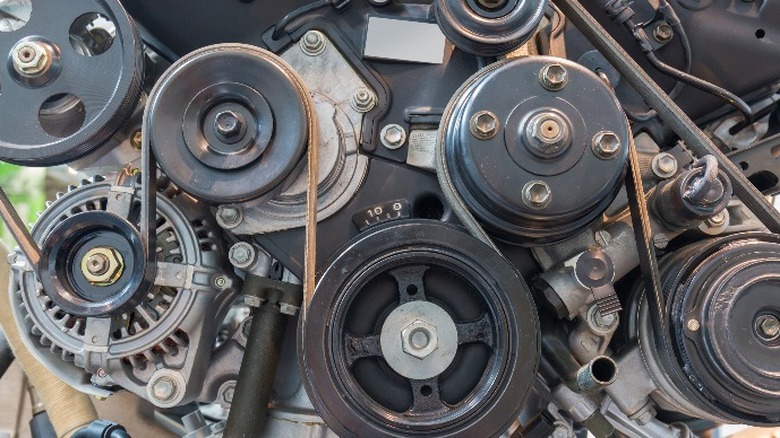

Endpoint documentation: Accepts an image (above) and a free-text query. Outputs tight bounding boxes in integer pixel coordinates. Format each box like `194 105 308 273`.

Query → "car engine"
0 0 779 437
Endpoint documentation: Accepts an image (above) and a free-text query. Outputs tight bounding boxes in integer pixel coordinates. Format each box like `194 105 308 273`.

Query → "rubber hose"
0 244 98 437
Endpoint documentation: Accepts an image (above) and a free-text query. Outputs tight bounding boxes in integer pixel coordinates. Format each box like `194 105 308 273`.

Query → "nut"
539 63 568 91
12 41 51 77
300 30 326 56
380 124 407 149
401 319 438 360
592 131 621 159
470 111 499 140
653 23 674 43
522 180 552 209
80 246 124 287
351 88 377 113
651 152 678 178
524 112 571 157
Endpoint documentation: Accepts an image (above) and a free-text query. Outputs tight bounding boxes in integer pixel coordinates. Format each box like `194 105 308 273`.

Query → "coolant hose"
0 244 98 437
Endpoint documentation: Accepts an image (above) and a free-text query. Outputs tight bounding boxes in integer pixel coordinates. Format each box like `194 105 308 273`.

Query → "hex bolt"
651 152 678 179
86 253 110 276
214 276 228 289
687 318 701 332
351 88 377 113
653 23 674 43
522 180 552 209
524 112 571 157
756 314 780 341
380 124 407 149
401 320 439 360
151 377 176 402
469 111 499 140
131 130 143 150
229 242 256 269
539 63 568 91
300 30 326 56
217 205 243 229
592 131 622 159
221 381 236 404
11 40 52 77
214 110 244 140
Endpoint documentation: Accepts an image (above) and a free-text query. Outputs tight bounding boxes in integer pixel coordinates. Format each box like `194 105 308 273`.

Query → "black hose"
271 0 330 40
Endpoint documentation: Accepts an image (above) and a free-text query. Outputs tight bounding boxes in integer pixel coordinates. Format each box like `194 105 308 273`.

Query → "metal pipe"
0 187 41 273
551 0 780 234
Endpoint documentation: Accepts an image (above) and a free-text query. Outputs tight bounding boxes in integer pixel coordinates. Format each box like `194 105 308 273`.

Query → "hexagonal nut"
592 131 621 159
470 111 499 140
401 319 438 360
12 42 50 76
81 246 124 286
539 63 568 91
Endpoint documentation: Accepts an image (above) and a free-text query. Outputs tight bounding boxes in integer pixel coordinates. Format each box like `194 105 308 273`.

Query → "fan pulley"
300 220 539 437
0 0 143 166
146 43 313 204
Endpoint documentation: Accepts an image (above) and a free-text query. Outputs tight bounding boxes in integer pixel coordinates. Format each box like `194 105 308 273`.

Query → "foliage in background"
0 163 46 248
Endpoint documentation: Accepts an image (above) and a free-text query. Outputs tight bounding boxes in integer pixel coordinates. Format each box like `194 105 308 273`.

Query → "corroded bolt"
80 246 124 287
756 314 780 340
539 63 568 91
300 30 326 56
381 124 407 149
151 377 176 402
592 131 621 159
214 110 244 139
470 111 499 140
401 320 439 360
654 23 674 43
522 180 552 209
351 88 377 113
11 40 51 77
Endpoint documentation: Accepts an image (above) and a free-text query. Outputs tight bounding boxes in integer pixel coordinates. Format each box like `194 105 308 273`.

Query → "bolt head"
214 276 228 289
401 320 439 360
351 88 377 113
470 111 499 140
381 124 407 149
756 314 780 340
214 110 244 139
687 318 701 332
131 130 143 150
652 152 678 178
218 206 242 228
12 41 50 77
151 377 176 401
654 23 673 42
229 242 255 268
301 30 326 56
592 131 621 159
524 112 571 157
540 63 568 91
522 180 552 209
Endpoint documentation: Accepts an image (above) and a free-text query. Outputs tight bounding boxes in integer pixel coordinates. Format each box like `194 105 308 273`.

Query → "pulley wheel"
300 220 539 437
147 44 311 203
0 0 143 165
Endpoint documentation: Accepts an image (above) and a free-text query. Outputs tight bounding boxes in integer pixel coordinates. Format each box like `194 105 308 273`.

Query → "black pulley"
441 56 629 245
435 0 547 57
147 44 311 204
300 220 539 437
0 0 143 166
635 233 780 425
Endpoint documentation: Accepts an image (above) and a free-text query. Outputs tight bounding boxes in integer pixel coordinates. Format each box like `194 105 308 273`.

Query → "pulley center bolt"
401 320 439 360
755 314 780 341
524 112 571 158
470 110 499 140
301 30 326 56
214 110 245 142
539 63 568 91
80 246 124 287
592 131 622 159
11 40 53 77
522 180 552 209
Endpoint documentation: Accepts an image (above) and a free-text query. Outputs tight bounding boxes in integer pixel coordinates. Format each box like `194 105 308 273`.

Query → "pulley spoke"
343 332 382 366
408 377 448 414
456 313 494 347
389 265 429 304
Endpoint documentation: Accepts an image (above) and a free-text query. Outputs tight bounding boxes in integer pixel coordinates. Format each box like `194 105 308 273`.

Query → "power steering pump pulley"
147 43 312 204
0 0 143 166
300 220 539 437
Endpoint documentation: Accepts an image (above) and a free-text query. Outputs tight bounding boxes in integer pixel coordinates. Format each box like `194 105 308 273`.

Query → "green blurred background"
0 163 46 248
